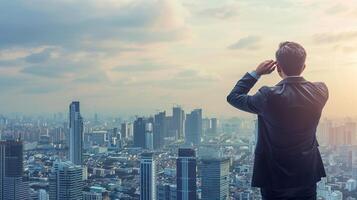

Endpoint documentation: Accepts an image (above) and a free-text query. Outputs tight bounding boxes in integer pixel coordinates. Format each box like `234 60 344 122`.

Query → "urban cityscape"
1 0 357 200
0 101 356 199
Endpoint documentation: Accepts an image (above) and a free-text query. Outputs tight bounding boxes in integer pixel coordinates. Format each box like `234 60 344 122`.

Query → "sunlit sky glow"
1 0 357 118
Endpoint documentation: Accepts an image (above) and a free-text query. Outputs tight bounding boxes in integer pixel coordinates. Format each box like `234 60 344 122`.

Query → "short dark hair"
275 41 306 76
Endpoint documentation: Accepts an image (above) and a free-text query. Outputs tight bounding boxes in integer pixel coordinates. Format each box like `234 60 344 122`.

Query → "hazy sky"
1 0 357 118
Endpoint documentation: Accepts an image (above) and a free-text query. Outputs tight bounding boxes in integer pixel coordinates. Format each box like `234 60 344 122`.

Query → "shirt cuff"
248 71 261 80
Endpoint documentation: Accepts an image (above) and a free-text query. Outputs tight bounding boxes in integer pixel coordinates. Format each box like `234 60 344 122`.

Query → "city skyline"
1 0 357 199
1 0 357 118
0 99 356 199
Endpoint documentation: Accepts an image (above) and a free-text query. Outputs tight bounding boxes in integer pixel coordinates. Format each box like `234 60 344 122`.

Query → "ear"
276 63 282 73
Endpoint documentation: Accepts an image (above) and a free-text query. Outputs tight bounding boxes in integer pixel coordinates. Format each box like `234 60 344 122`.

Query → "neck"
281 73 302 79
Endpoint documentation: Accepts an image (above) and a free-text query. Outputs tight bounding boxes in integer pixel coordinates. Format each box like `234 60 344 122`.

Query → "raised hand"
255 60 276 76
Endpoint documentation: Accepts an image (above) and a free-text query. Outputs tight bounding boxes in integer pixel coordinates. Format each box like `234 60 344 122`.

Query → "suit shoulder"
312 82 329 99
257 85 280 96
313 82 328 89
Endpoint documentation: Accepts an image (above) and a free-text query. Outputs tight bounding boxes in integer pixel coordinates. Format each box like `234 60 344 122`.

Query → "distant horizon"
1 0 357 118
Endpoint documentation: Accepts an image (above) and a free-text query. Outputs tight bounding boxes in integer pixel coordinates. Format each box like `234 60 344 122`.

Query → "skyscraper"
38 189 49 200
157 184 177 200
172 106 185 139
0 143 4 200
49 161 83 200
154 111 166 149
202 118 211 136
134 117 147 148
177 148 197 200
185 109 202 146
145 123 154 150
140 153 156 200
0 140 30 200
210 118 218 135
200 158 230 200
69 101 83 165
121 122 128 139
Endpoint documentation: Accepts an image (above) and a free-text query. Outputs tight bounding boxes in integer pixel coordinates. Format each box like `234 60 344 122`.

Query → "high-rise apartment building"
185 109 202 146
154 111 166 149
201 158 230 200
140 153 156 200
172 106 185 139
0 140 30 200
145 123 154 150
157 184 177 200
69 101 83 165
49 161 83 200
177 148 197 200
134 117 147 148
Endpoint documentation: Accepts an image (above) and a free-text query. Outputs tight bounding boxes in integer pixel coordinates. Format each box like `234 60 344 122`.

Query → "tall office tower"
121 123 128 139
177 148 197 200
69 101 83 165
127 122 134 138
202 118 211 136
0 141 6 200
94 113 99 125
0 143 4 200
140 153 156 200
200 158 230 200
157 184 177 200
165 116 174 138
112 128 120 147
145 123 154 150
154 111 166 149
185 109 202 146
38 189 49 200
0 140 30 200
210 118 218 135
3 177 30 200
49 161 83 200
172 106 185 139
134 117 147 148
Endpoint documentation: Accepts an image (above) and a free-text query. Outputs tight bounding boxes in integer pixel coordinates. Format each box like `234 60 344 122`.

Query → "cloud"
113 62 170 72
198 5 239 19
21 50 99 78
152 69 219 90
0 59 22 68
0 74 30 93
228 36 261 50
22 84 63 94
25 48 53 63
159 69 219 89
313 31 357 44
0 0 190 50
21 61 96 78
324 4 349 15
117 68 219 89
73 71 109 84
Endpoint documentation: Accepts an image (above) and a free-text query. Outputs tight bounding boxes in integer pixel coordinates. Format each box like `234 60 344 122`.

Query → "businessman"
227 41 328 200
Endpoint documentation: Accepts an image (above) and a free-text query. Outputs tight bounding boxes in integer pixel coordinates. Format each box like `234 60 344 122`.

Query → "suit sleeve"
226 73 268 114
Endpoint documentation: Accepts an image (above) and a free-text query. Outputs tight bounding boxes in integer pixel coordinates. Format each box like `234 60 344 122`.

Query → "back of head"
275 41 306 76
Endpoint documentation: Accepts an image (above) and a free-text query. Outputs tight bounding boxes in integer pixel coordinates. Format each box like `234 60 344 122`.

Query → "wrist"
249 71 261 80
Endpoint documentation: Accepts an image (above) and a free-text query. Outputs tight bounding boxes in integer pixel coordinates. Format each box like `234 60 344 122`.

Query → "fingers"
266 60 276 68
256 60 276 75
267 65 276 74
264 60 276 74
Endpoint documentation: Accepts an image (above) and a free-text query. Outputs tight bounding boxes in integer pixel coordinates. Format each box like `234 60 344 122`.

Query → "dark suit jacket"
227 73 328 189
